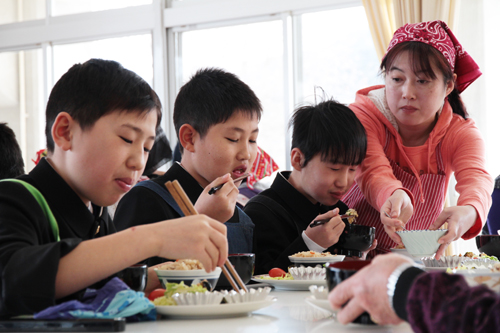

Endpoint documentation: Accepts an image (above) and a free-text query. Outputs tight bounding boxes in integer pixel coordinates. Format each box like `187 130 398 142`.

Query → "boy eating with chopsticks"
114 68 262 263
244 99 374 274
0 59 228 318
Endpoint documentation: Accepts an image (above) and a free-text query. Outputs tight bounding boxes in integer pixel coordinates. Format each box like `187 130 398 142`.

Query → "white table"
126 289 414 333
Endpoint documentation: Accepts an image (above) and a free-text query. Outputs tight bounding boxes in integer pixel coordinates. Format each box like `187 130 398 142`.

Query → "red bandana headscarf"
246 146 279 190
385 20 481 93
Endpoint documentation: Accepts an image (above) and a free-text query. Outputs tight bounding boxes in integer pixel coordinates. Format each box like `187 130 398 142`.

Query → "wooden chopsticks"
165 180 248 293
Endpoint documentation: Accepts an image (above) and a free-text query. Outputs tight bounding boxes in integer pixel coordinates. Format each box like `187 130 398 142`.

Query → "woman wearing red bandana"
343 20 493 259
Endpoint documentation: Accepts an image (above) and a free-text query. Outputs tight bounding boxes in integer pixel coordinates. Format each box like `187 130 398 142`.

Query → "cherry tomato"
147 288 166 301
268 267 287 278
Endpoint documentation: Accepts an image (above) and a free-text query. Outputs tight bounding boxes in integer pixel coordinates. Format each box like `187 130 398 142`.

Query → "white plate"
156 296 275 318
288 255 345 264
305 296 335 313
251 275 326 290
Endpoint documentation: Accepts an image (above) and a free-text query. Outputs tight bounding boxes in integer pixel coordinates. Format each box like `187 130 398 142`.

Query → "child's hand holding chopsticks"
305 208 345 248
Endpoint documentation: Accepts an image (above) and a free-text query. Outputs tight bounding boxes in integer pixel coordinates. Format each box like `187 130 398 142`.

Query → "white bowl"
154 267 221 291
289 266 325 280
396 230 447 258
171 291 223 306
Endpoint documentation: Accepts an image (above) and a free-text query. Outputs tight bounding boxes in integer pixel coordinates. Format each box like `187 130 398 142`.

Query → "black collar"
153 162 204 206
270 171 347 224
26 158 105 238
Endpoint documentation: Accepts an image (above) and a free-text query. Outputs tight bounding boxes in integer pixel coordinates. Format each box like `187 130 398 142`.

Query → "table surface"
126 288 414 333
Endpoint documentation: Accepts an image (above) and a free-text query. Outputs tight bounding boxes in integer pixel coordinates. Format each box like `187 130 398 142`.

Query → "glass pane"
300 7 381 105
0 0 46 25
53 34 153 86
51 0 152 16
0 49 44 172
179 20 286 168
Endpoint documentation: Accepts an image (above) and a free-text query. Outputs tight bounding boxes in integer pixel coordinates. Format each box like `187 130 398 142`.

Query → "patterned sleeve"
407 272 500 332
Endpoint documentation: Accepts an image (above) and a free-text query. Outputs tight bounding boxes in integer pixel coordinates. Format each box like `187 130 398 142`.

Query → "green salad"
153 281 207 306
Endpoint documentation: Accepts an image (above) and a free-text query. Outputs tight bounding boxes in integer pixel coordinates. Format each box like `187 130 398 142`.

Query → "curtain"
362 0 460 61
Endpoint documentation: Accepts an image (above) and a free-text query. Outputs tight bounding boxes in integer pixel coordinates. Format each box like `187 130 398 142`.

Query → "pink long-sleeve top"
349 85 493 239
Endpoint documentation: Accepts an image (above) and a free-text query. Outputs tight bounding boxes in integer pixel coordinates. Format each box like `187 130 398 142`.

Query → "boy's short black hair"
290 99 367 167
45 59 162 153
173 68 262 152
0 123 25 179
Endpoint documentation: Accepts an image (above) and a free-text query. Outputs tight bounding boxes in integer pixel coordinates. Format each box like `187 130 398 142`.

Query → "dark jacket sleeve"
0 182 81 318
244 199 309 274
406 271 500 333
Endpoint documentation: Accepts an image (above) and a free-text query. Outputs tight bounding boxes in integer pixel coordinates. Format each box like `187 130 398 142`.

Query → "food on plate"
460 252 499 261
394 243 406 249
269 267 287 278
157 259 204 270
260 273 293 281
148 288 166 301
152 281 207 306
344 208 358 224
290 251 335 258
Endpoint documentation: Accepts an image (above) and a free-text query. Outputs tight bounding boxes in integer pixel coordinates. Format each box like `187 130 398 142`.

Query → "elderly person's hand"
430 205 477 259
328 253 412 325
380 189 413 245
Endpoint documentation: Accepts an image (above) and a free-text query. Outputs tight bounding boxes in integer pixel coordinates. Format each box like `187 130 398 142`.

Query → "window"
51 0 152 16
0 0 46 25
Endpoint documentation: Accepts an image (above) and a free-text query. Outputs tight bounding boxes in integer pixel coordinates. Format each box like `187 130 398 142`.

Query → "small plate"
288 255 345 264
305 296 335 313
156 296 275 318
251 275 326 291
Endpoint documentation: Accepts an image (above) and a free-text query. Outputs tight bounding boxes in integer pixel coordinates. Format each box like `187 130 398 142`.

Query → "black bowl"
332 222 376 258
476 235 500 258
215 253 255 289
116 264 148 292
325 260 374 325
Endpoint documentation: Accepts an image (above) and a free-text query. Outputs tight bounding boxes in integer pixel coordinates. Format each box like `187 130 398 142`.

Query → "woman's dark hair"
0 123 25 179
45 59 162 153
173 68 262 153
289 99 367 167
381 41 468 118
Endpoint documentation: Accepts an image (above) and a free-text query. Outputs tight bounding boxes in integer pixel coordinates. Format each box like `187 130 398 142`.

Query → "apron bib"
343 128 447 257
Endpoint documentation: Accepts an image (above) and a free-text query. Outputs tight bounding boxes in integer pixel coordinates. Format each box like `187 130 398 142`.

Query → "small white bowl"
289 266 325 280
171 291 224 306
154 267 221 291
221 287 271 304
309 285 328 300
396 230 447 258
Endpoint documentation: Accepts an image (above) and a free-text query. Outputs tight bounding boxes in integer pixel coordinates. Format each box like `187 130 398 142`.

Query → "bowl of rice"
154 259 221 291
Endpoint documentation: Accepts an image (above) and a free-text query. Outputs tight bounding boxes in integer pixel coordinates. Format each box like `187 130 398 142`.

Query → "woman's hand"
380 189 413 245
305 208 345 248
429 205 477 259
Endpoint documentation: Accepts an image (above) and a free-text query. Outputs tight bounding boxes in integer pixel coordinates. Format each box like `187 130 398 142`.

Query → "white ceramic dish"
396 230 447 258
288 255 345 264
155 296 275 317
251 275 326 291
305 296 334 313
452 270 500 293
289 266 326 280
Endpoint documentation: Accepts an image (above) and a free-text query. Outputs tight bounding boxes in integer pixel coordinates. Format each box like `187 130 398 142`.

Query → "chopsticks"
208 173 249 195
309 213 357 228
165 179 248 293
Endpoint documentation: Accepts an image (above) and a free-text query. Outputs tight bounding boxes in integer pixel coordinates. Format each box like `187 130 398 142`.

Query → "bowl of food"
215 253 255 289
332 223 376 258
476 235 500 259
154 259 221 291
288 251 345 266
396 229 447 258
325 260 373 325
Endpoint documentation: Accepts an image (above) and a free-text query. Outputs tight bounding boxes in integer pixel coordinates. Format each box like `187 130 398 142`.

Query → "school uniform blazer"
0 158 114 318
244 171 348 275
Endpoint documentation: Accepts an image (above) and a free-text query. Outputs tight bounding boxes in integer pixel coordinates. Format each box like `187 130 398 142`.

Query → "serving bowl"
325 260 374 325
154 267 222 291
332 223 376 258
476 235 500 258
396 229 447 258
215 253 255 289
